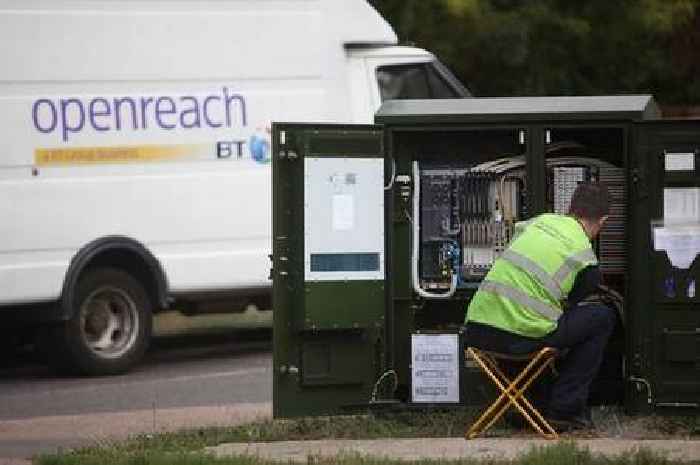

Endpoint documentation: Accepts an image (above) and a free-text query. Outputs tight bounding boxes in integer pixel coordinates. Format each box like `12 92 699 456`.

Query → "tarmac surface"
0 324 272 464
209 437 700 462
1 402 270 462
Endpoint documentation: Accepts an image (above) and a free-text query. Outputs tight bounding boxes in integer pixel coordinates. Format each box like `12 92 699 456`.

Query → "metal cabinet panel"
632 121 700 409
272 123 386 417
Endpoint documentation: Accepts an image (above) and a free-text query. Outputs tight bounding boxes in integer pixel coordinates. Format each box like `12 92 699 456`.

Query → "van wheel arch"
48 267 152 375
46 237 168 375
61 236 169 320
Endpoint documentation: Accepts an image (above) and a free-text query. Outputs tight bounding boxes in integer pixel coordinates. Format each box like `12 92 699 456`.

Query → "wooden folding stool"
465 346 559 439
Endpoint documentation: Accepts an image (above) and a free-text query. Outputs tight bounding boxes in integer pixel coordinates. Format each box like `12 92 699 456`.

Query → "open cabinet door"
271 123 387 417
630 121 700 411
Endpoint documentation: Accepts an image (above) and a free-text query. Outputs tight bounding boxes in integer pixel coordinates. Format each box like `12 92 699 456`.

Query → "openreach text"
32 87 247 142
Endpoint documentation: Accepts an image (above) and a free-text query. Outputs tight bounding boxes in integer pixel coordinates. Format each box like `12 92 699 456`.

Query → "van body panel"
0 1 467 317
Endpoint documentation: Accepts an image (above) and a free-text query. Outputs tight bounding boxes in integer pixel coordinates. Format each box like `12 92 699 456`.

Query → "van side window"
377 64 430 100
377 63 462 101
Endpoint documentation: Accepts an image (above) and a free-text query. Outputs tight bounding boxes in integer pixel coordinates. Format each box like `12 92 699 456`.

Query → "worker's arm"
566 265 601 308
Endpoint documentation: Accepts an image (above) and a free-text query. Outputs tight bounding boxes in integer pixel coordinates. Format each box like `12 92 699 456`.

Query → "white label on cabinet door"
665 152 695 172
653 225 700 269
664 188 700 222
411 334 459 403
332 194 354 231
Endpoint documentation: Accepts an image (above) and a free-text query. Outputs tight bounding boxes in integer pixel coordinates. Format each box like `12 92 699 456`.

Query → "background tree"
369 0 699 106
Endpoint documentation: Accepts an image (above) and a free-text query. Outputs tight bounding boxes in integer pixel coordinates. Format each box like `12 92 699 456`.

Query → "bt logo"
216 126 270 164
249 127 271 164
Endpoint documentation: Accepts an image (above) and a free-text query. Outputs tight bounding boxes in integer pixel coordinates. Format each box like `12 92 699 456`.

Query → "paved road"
0 328 273 462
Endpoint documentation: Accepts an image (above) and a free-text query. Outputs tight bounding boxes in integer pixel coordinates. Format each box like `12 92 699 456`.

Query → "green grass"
36 441 684 465
516 442 675 465
33 411 478 465
34 410 700 465
39 410 479 458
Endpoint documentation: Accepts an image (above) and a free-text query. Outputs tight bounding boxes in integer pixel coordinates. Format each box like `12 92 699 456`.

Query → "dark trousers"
465 303 617 418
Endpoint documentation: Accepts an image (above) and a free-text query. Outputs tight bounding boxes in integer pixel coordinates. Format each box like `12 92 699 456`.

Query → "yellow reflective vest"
466 213 597 338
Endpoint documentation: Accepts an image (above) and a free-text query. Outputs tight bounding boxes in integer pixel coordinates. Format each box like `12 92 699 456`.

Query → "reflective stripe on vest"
552 248 598 284
479 280 562 322
500 249 563 301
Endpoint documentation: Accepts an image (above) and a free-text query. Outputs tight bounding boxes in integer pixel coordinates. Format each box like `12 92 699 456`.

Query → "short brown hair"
568 182 610 220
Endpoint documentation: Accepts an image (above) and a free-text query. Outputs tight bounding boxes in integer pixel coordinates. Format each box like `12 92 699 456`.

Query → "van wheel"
50 268 152 375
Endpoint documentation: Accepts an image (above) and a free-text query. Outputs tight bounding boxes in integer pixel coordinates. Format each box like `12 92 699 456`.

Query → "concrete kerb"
207 437 700 462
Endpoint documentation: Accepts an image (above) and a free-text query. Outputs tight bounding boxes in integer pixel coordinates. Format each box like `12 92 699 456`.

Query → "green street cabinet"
271 95 700 418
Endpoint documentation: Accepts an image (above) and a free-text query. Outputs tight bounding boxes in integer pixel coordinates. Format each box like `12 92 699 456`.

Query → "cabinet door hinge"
631 167 648 199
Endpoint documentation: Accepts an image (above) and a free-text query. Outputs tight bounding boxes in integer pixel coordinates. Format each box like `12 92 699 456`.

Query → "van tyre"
50 268 152 375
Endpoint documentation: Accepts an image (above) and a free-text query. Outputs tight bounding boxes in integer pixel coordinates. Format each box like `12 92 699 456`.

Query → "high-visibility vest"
466 213 597 338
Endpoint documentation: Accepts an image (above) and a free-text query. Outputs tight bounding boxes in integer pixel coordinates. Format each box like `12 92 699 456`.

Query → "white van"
0 0 469 374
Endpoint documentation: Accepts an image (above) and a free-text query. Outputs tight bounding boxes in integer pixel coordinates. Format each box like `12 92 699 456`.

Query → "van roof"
0 0 397 81
0 0 397 45
376 95 660 124
346 46 434 59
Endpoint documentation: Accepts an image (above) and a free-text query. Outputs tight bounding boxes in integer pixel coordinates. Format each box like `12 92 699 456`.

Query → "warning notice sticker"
411 333 460 403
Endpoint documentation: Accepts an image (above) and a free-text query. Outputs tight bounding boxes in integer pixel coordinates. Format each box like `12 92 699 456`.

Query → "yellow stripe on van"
34 144 201 166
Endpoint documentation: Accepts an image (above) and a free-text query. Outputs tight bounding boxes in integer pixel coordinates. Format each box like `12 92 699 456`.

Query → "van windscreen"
377 62 470 101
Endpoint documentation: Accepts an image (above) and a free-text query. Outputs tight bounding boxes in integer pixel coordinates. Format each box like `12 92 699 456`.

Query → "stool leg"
497 357 558 439
487 354 558 435
473 351 545 434
489 355 559 439
466 350 544 437
466 350 507 437
478 362 549 438
466 349 559 440
514 357 558 438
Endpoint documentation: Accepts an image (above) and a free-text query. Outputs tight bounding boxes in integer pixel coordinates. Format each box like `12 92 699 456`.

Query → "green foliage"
369 0 700 105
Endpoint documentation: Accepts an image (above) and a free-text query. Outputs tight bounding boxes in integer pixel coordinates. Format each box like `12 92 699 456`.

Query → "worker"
464 182 616 431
